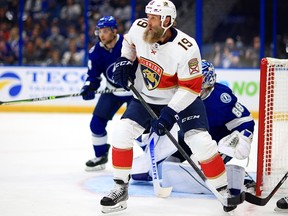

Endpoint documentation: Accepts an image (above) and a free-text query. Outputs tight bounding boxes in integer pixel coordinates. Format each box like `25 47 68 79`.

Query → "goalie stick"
149 133 173 198
128 83 245 207
245 171 288 206
0 88 125 105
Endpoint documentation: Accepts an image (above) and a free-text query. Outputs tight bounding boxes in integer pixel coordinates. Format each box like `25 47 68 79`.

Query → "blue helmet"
201 59 216 89
96 16 118 30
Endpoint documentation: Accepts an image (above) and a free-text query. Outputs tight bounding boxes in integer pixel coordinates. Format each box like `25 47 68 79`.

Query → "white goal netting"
256 57 288 195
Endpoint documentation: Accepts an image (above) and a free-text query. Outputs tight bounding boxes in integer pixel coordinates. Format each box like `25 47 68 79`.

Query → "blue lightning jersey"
86 34 123 88
203 82 255 143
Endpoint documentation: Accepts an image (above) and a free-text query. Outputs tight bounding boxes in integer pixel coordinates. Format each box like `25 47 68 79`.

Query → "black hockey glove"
80 79 101 100
113 57 136 91
151 106 179 136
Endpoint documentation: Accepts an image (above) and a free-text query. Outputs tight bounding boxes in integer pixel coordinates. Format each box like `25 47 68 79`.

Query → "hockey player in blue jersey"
80 16 133 171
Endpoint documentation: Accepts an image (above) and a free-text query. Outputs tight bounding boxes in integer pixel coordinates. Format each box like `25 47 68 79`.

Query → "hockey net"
256 57 288 196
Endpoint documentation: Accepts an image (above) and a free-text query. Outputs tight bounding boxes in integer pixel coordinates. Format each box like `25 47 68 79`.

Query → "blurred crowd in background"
0 0 287 68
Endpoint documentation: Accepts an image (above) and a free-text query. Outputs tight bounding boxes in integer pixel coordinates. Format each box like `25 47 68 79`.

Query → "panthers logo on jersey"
139 57 163 90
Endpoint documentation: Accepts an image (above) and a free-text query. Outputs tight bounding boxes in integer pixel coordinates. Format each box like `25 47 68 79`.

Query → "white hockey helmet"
145 0 177 29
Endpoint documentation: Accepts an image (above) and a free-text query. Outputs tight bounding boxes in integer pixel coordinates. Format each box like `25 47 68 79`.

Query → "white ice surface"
0 112 286 216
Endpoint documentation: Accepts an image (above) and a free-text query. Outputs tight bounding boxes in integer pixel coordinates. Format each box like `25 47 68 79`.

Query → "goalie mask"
145 0 177 30
202 59 216 89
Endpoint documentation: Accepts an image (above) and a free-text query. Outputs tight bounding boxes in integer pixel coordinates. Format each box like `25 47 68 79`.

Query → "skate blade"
85 164 106 172
274 207 288 212
223 205 237 212
101 201 127 214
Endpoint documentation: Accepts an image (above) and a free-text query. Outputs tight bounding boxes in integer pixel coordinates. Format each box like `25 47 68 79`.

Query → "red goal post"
256 57 288 196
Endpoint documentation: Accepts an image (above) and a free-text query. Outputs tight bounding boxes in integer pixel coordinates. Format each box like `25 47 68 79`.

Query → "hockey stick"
128 83 245 207
148 133 173 198
0 88 125 105
245 171 288 206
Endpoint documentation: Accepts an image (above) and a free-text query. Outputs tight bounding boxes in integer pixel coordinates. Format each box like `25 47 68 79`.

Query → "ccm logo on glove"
115 60 133 67
113 57 136 91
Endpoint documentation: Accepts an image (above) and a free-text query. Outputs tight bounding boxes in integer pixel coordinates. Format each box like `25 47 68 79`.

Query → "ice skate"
218 186 237 212
275 197 288 212
85 144 110 171
100 179 129 213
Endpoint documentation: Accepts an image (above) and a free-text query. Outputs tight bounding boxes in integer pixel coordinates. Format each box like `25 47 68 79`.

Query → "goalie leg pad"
161 161 212 194
162 162 246 195
131 126 178 180
226 164 246 195
131 152 151 179
149 126 178 162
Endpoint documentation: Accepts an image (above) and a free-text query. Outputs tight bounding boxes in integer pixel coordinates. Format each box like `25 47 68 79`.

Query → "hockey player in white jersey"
100 0 241 213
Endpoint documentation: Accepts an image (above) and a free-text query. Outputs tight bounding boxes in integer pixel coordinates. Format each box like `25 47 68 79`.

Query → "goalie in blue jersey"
80 16 134 171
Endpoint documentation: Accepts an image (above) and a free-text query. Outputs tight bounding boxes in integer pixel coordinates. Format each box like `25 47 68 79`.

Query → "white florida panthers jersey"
121 18 203 112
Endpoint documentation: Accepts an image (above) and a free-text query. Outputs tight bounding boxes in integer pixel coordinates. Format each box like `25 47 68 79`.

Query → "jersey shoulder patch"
219 92 232 103
214 83 236 104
